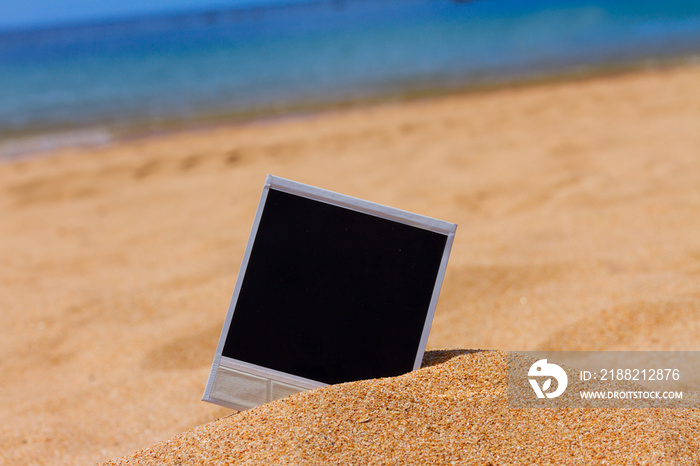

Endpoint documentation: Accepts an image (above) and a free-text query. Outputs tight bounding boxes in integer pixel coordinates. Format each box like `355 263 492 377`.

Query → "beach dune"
1 65 699 464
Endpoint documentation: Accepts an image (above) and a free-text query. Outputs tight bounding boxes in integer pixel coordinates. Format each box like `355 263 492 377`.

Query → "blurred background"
2 0 700 158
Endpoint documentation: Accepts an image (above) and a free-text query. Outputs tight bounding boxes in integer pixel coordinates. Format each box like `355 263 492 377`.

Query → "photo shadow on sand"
421 349 485 367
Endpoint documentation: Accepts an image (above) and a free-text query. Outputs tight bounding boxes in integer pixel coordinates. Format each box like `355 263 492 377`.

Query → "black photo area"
222 188 448 384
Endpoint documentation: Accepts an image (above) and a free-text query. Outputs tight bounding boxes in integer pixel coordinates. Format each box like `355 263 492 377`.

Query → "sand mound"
106 350 700 465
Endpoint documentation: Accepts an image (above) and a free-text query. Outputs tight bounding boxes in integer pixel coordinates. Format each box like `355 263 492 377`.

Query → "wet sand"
1 64 699 464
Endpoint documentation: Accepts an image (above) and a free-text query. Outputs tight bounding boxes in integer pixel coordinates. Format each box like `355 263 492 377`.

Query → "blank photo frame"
203 175 456 410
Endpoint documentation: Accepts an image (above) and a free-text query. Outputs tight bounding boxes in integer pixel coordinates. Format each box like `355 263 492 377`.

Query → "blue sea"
1 0 700 157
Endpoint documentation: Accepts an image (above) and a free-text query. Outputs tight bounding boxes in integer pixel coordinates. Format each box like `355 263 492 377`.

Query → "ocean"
1 0 700 157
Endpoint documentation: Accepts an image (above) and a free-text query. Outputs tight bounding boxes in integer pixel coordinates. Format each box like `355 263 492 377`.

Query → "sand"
106 351 700 465
1 64 700 464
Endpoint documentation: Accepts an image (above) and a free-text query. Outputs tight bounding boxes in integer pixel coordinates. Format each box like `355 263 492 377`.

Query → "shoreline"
3 54 699 162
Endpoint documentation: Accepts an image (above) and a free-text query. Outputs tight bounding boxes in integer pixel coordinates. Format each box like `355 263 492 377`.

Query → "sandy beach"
2 64 700 464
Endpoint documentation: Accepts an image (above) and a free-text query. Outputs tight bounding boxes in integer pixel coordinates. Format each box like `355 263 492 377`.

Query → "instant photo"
203 175 456 410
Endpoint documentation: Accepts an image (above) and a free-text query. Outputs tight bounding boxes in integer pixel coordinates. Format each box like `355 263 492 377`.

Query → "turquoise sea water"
1 0 700 157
